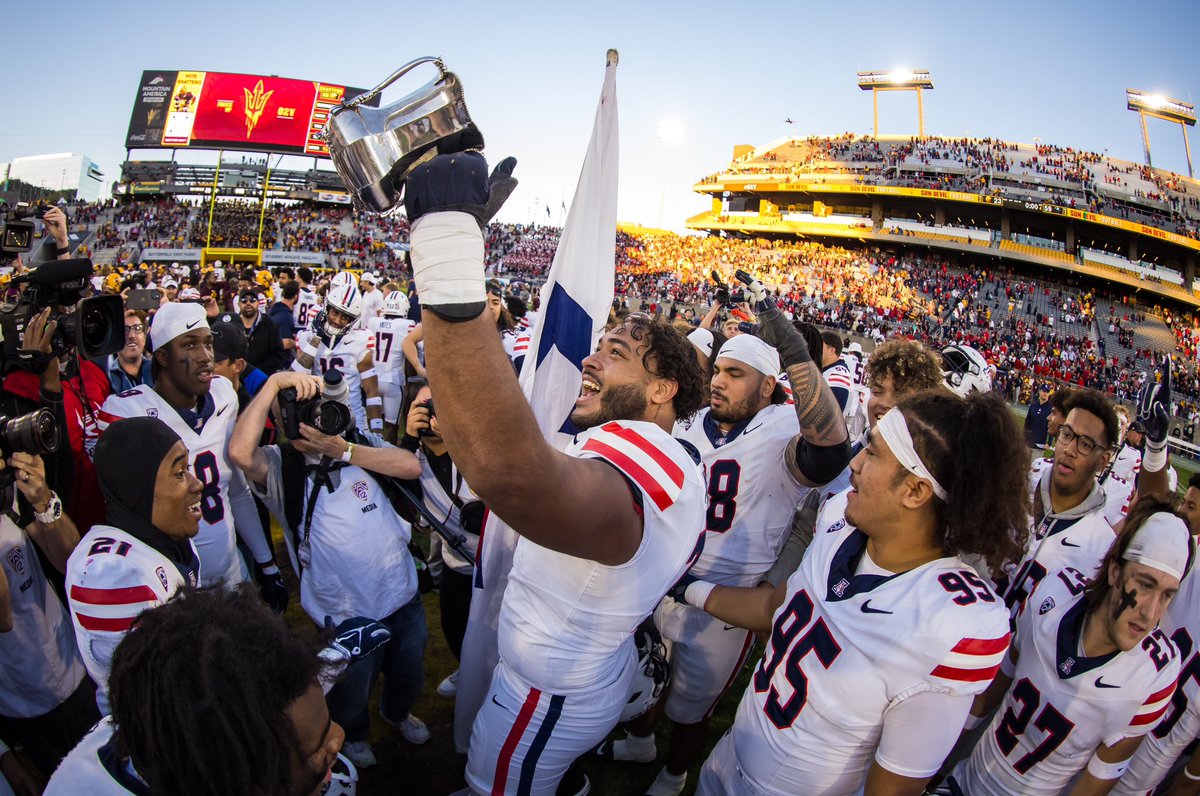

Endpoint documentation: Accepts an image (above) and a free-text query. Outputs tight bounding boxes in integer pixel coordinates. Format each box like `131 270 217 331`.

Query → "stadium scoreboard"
125 70 376 157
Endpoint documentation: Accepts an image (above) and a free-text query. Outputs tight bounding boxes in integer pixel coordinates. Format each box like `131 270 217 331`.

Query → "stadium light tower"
857 69 934 138
1127 89 1195 178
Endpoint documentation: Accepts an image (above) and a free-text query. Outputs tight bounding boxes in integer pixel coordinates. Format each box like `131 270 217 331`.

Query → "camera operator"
229 370 430 768
0 438 98 780
401 381 480 699
2 291 112 537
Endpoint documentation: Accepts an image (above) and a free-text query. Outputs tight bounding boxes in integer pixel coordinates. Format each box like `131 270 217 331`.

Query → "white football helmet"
330 271 357 292
941 344 992 396
382 290 410 318
620 619 671 723
316 283 363 340
319 753 357 796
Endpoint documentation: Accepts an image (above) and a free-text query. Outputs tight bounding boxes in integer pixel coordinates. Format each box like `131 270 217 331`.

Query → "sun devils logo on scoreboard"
244 80 274 139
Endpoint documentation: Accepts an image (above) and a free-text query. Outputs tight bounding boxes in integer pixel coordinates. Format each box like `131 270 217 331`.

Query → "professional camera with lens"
0 202 49 257
0 258 126 372
0 407 60 487
277 370 354 441
417 399 435 437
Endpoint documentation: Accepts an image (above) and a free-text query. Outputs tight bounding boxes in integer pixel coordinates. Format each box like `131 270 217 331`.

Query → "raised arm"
405 153 644 565
735 271 851 487
230 371 322 488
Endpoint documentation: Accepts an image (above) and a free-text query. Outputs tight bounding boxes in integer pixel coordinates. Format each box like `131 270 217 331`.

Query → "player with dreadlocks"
46 583 388 796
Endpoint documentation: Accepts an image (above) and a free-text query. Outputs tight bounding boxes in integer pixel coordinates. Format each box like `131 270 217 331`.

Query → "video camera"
277 370 354 441
0 203 49 257
0 259 125 372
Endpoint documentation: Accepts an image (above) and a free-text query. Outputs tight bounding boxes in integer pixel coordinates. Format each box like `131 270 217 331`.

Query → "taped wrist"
1144 439 1168 473
1086 752 1130 781
410 212 486 320
684 580 717 610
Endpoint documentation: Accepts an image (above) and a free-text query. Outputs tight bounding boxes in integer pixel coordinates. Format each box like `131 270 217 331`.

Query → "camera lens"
0 408 61 457
79 304 110 350
315 402 353 436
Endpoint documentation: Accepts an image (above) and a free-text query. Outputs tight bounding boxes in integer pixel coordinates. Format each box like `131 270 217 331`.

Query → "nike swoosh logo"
1061 539 1081 547
491 695 508 710
741 423 763 436
861 600 893 615
723 625 738 631
216 405 228 417
1095 677 1120 689
185 320 200 329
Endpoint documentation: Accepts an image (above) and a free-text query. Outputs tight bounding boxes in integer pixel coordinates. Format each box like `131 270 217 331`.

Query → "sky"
3 0 1199 232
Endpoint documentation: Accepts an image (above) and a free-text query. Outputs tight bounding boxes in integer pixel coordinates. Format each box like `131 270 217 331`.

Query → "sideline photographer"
1 258 124 537
0 409 97 780
229 370 430 768
400 381 482 698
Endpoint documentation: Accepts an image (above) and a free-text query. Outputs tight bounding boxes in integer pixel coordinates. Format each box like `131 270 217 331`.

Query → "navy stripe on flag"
516 693 566 795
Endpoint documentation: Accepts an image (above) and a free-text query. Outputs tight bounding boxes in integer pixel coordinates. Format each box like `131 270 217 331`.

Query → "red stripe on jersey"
1143 683 1176 706
599 422 684 488
951 635 1011 656
930 663 1002 682
97 409 125 425
826 372 852 388
1131 702 1172 726
492 687 541 795
74 613 136 633
582 438 673 512
70 584 158 606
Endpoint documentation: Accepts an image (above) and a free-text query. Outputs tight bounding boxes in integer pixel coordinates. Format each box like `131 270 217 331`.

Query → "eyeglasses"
125 324 145 336
1057 424 1104 456
239 295 257 303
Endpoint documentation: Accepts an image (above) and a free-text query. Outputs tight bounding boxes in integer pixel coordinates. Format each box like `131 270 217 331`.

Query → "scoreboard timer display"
125 70 376 157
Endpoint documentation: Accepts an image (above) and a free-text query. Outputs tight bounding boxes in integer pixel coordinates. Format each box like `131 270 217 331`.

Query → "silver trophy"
322 57 483 214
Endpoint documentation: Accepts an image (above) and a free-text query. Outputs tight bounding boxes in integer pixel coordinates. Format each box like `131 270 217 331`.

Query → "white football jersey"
1001 465 1114 613
366 316 415 386
66 526 198 707
44 718 138 796
293 287 319 330
1111 443 1143 486
497 420 706 693
297 327 371 433
726 488 1011 794
676 404 808 586
1101 472 1135 527
94 377 243 585
1113 567 1200 796
842 351 867 385
952 570 1179 796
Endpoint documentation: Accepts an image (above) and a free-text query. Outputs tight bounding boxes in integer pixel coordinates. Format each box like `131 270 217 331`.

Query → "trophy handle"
342 57 447 109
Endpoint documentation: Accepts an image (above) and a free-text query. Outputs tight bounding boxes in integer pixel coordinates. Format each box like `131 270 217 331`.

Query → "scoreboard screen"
125 70 375 157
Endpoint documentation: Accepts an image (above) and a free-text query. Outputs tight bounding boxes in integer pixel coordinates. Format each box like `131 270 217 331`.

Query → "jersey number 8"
193 451 224 524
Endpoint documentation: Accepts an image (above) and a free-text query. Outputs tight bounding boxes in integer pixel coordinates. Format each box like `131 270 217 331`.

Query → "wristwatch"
34 491 63 524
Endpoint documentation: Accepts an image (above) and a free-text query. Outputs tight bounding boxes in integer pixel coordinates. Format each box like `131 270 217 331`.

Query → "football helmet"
620 619 670 723
313 283 363 343
382 290 410 318
941 344 992 396
330 271 357 292
319 753 357 796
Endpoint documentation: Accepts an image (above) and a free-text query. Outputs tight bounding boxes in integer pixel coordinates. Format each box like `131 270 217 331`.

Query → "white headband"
875 407 948 501
1126 512 1192 582
687 328 715 359
716 334 781 378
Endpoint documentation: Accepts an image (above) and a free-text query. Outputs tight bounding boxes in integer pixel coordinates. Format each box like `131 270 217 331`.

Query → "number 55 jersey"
724 489 1011 795
950 569 1179 795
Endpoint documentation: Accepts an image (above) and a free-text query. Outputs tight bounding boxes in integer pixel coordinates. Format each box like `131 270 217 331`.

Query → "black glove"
325 615 392 663
733 269 811 367
405 153 517 229
666 571 700 605
1136 356 1173 446
254 562 288 615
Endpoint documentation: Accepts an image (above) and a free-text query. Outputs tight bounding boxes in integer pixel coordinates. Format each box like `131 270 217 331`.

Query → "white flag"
454 50 620 753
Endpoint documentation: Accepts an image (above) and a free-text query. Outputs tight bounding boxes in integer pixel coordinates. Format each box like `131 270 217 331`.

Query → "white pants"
656 598 757 725
466 653 633 795
698 730 771 796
